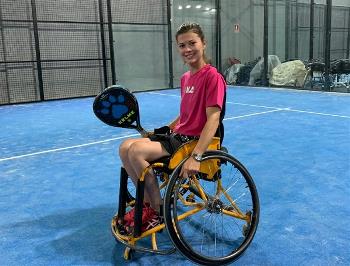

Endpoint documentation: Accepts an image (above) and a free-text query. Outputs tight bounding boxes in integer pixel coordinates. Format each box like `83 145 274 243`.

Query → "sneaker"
122 204 162 233
140 206 161 232
123 202 150 226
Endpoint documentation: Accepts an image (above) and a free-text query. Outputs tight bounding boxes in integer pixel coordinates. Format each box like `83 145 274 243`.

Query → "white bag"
248 55 281 85
224 64 244 85
269 60 307 87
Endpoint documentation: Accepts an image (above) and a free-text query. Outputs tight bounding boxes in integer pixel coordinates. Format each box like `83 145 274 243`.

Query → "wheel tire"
164 150 260 265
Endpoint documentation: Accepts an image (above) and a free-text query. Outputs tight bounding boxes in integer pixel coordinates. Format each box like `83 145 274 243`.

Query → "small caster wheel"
124 247 134 260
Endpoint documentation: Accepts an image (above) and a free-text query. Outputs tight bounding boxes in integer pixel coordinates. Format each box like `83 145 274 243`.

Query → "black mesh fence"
0 17 39 104
0 0 33 21
35 0 103 23
0 62 39 104
0 0 168 105
0 0 112 104
111 0 167 24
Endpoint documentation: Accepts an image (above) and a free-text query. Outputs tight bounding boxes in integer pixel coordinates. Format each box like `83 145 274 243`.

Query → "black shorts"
149 133 199 155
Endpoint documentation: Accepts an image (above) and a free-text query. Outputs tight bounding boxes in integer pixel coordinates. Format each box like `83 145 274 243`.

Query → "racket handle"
139 129 150 138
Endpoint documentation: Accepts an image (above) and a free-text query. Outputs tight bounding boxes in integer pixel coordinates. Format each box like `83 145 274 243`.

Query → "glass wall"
268 0 287 62
313 0 326 61
113 24 169 91
111 0 169 91
219 0 349 91
288 0 311 61
329 0 350 92
331 0 350 60
220 0 264 85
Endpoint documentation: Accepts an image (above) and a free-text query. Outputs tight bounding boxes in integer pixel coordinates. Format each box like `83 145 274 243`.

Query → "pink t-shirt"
174 64 226 136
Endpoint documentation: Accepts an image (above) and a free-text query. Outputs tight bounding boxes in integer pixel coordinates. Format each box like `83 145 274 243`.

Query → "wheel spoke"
164 153 260 265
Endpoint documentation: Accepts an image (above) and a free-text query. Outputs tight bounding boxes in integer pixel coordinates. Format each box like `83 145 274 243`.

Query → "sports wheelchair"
93 85 260 265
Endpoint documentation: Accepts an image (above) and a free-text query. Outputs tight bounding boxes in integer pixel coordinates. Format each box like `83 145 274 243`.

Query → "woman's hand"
180 157 201 178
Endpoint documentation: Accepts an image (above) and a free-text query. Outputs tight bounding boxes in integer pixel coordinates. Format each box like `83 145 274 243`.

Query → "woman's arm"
192 107 220 155
180 106 221 178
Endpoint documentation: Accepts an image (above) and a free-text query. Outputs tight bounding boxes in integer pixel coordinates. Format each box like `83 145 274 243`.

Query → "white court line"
227 101 280 110
0 109 282 162
236 85 350 96
0 134 139 162
147 91 180 97
1 93 349 162
227 102 350 119
224 109 283 120
148 92 350 119
285 108 350 119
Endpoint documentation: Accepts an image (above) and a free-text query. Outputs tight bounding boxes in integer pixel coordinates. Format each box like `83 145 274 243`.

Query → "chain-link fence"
0 0 112 104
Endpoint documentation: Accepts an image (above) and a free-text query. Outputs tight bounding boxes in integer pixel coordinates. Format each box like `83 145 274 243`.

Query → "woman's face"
176 31 206 68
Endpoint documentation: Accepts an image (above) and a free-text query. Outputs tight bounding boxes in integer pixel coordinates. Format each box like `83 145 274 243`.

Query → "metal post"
263 0 269 86
0 5 10 103
30 0 44 101
215 0 222 72
309 0 315 61
285 0 290 61
324 0 332 91
295 0 299 58
106 0 116 84
250 0 255 59
347 7 350 59
98 0 108 89
166 0 173 88
273 0 276 54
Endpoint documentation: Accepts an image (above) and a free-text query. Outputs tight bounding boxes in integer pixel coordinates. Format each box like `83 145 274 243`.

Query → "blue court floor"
0 86 349 265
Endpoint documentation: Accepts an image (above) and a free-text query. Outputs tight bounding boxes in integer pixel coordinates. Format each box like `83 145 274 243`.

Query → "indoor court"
0 86 349 265
1 0 350 265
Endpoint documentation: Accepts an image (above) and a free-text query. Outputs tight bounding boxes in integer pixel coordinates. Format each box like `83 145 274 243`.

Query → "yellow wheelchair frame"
111 137 260 265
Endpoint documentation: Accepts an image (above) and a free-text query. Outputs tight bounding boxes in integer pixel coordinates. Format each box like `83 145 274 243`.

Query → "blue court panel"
0 86 349 265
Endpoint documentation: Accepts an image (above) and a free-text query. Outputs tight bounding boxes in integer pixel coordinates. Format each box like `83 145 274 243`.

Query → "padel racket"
93 85 148 136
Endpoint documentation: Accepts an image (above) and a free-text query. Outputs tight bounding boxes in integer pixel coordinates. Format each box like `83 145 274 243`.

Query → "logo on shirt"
185 86 194 94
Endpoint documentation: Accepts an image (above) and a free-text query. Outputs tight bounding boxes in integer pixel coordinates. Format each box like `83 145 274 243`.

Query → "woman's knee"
119 138 150 159
128 140 165 162
127 142 144 160
119 139 135 159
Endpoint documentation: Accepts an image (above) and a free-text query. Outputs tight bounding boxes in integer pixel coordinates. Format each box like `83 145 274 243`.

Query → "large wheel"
163 150 260 265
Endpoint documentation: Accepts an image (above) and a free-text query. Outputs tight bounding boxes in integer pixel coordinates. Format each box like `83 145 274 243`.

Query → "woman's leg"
119 138 153 203
127 141 170 212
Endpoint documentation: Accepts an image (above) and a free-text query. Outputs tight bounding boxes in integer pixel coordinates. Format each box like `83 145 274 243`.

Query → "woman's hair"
175 23 205 42
175 22 211 64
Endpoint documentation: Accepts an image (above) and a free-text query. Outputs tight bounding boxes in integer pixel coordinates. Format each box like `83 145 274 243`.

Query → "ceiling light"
185 5 191 9
195 5 202 9
178 5 183 10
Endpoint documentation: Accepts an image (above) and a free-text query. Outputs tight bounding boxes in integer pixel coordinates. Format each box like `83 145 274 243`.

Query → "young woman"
118 23 226 233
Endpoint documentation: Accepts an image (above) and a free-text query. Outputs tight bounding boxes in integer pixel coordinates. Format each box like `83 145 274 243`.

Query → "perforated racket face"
93 85 140 129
